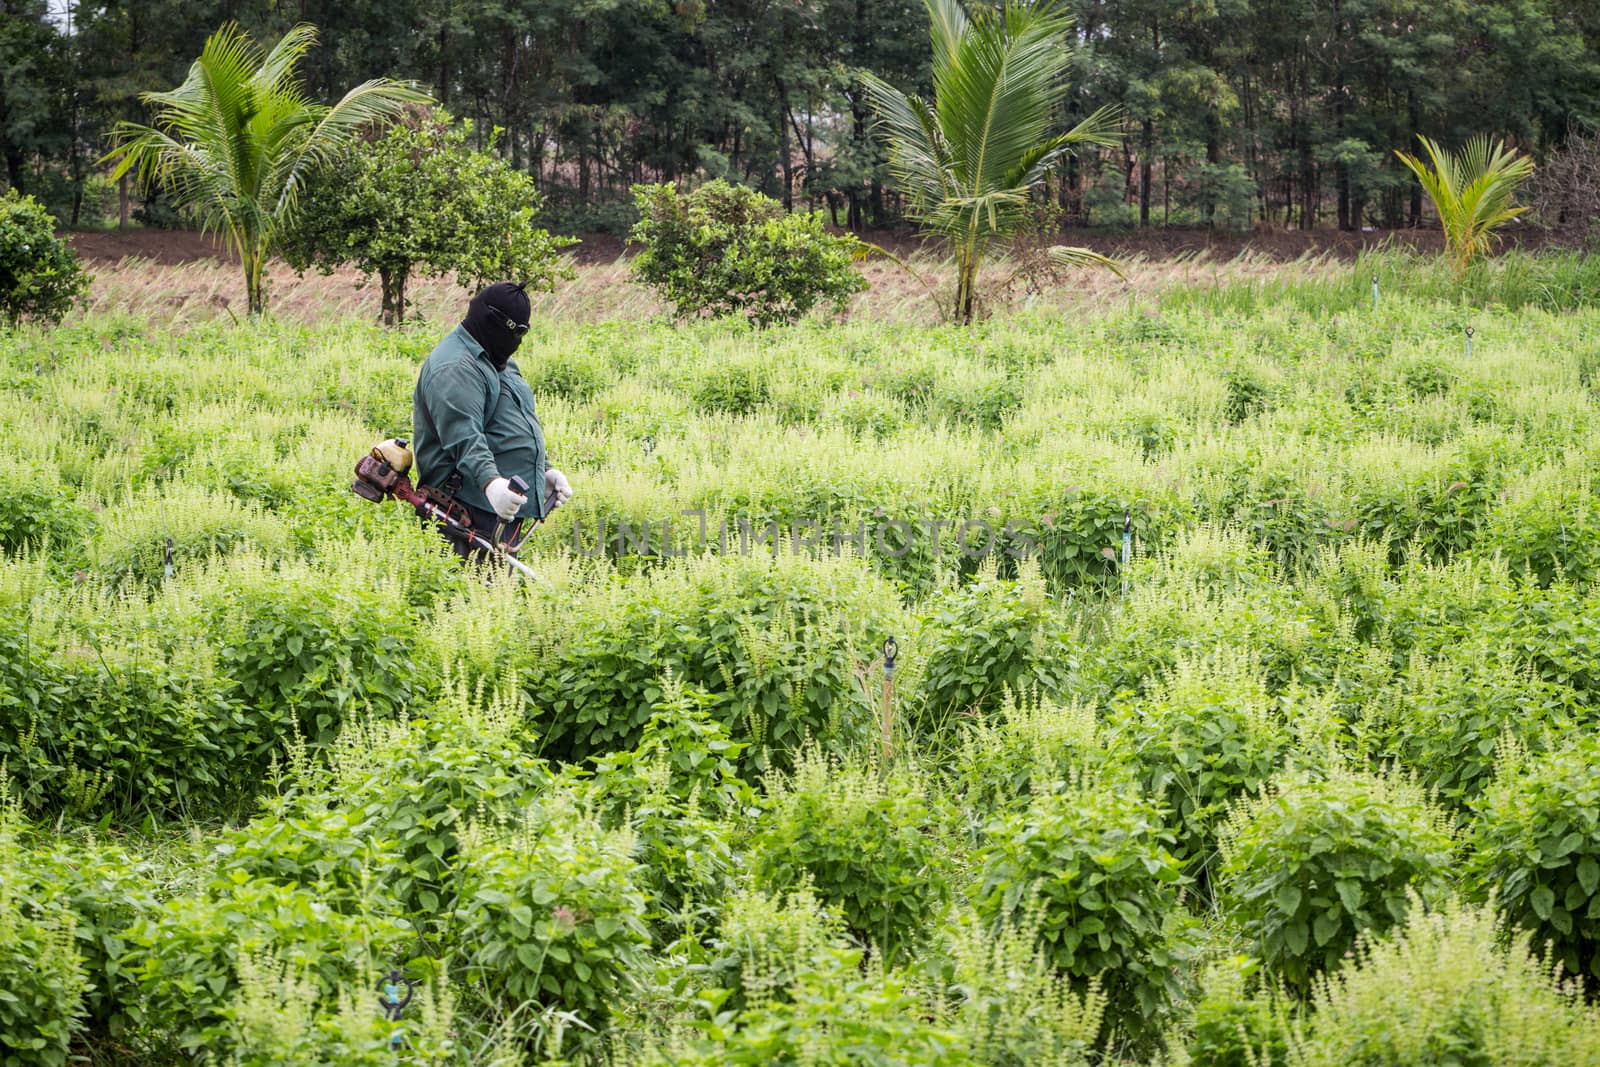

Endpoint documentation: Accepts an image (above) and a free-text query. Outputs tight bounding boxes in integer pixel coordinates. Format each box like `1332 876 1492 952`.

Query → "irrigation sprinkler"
163 536 174 581
881 636 898 765
1121 508 1132 596
1465 325 1475 359
1371 274 1380 309
377 968 416 1050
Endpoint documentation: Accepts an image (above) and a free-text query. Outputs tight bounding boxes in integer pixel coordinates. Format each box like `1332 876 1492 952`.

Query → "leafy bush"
951 690 1103 833
1470 735 1600 979
327 689 554 924
1217 768 1456 988
629 180 867 327
0 190 89 327
491 556 894 775
18 838 163 1039
976 780 1186 1043
0 801 87 1066
1109 649 1290 877
752 747 948 963
206 566 422 748
917 564 1077 727
452 788 651 1031
1178 956 1290 1067
589 679 743 932
1289 899 1600 1066
123 876 412 1054
1371 653 1576 808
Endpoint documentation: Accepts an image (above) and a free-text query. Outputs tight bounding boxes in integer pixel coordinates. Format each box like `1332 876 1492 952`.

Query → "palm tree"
863 0 1121 324
103 23 428 316
1395 135 1535 275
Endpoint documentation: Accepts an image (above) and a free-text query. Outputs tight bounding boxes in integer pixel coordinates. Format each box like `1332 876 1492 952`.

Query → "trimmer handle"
508 475 530 496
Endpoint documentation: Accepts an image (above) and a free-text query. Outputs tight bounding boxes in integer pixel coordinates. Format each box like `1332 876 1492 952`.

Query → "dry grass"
80 243 1344 329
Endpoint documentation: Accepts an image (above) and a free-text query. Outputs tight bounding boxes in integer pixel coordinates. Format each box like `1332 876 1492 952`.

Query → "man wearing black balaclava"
411 281 573 559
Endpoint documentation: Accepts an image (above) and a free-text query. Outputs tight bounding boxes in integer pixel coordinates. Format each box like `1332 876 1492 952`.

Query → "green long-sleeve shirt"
412 324 546 519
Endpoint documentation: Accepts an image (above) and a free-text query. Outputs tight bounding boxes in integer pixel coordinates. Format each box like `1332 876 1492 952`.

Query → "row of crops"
4 258 1600 1062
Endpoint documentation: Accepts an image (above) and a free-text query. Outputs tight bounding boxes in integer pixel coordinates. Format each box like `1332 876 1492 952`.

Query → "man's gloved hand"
544 468 574 511
485 476 527 522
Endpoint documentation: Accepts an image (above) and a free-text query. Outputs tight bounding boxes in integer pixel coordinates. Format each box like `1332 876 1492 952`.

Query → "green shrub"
629 180 867 328
752 747 948 963
123 877 412 1054
694 361 772 415
589 679 743 932
0 470 94 563
1289 899 1600 1066
0 190 89 327
207 567 422 748
1470 735 1600 979
1371 653 1576 808
19 838 162 1039
0 802 87 1066
950 690 1103 835
328 690 554 925
976 780 1186 1043
645 947 964 1066
1178 956 1290 1067
1217 768 1456 988
922 909 1108 1066
452 788 651 1031
917 564 1076 727
502 555 893 775
1109 649 1290 877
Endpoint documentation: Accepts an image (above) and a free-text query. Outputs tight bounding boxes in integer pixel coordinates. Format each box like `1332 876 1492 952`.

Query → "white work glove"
484 476 527 522
544 467 573 511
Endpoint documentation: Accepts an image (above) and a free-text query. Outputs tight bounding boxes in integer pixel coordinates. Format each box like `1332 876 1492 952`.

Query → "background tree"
280 107 575 325
102 23 427 315
864 0 1122 323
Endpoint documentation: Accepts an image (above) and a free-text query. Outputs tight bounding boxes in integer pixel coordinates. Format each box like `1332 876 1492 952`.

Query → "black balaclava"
463 282 531 369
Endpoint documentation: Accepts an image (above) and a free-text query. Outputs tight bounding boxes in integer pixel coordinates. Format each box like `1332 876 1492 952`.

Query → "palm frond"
1047 244 1126 279
1397 134 1534 273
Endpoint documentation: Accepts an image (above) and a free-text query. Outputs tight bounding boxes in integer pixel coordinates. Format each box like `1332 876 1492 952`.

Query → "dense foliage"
628 181 867 327
0 190 88 327
11 0 1599 232
3 255 1600 1060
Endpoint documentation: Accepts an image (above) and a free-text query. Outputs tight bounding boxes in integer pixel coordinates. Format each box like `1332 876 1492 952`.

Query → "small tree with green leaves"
629 180 867 328
1395 135 1535 275
103 23 427 316
281 107 575 325
0 190 89 327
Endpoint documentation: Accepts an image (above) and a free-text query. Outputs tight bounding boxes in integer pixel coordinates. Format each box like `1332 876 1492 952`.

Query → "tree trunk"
1139 120 1153 226
380 267 411 326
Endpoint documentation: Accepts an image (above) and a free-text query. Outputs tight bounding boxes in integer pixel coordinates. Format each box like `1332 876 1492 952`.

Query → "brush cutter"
352 438 540 579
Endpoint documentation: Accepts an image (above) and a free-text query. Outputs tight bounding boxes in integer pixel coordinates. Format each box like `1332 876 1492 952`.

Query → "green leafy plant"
281 105 575 324
1179 956 1291 1067
752 746 949 963
1109 650 1291 879
1217 768 1456 989
0 190 89 327
863 0 1121 323
103 23 427 315
1289 899 1600 1066
976 779 1187 1043
629 180 867 328
0 798 87 1066
1395 135 1536 275
452 789 651 1033
917 563 1077 727
1470 735 1600 979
